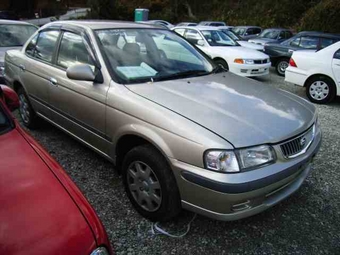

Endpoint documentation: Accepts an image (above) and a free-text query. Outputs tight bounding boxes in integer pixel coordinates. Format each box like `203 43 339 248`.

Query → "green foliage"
299 0 340 33
85 0 339 33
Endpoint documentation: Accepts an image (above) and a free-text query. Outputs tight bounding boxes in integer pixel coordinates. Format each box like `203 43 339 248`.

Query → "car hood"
249 38 277 44
127 72 316 147
0 47 21 63
0 129 96 254
210 46 269 59
237 41 264 51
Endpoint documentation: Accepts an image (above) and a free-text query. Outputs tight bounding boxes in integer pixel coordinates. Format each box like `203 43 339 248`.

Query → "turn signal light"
289 58 297 67
234 59 244 64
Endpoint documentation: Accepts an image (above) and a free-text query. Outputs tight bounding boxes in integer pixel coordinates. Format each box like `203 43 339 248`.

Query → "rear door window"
285 31 293 39
56 32 94 69
34 30 60 63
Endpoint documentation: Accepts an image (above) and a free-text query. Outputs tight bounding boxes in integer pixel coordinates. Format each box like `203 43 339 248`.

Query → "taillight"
289 58 297 67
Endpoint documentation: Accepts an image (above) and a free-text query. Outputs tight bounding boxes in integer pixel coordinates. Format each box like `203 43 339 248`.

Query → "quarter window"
320 38 337 49
34 30 60 63
57 32 94 69
184 29 203 45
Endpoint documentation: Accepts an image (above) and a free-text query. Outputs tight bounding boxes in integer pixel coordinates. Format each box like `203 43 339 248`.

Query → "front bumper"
230 62 271 77
171 128 321 221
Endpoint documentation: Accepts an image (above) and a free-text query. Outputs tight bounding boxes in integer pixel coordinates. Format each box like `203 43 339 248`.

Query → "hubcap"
19 94 30 124
309 81 329 101
278 61 288 74
127 161 162 212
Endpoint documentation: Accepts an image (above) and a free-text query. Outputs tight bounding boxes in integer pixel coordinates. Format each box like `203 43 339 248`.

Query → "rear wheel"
306 76 336 104
275 59 289 76
214 59 229 71
17 87 39 128
122 144 181 222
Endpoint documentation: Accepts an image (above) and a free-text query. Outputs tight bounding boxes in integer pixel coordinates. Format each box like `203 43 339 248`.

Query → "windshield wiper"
153 70 210 82
211 64 227 74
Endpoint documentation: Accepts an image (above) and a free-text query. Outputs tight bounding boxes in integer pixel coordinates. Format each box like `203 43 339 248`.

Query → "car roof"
296 31 340 38
176 26 220 31
199 21 225 23
43 20 162 30
233 26 261 29
262 28 291 31
0 19 36 26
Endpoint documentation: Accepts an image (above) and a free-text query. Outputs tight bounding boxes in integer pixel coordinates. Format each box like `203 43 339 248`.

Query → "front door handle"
49 77 58 86
288 49 294 53
19 64 25 71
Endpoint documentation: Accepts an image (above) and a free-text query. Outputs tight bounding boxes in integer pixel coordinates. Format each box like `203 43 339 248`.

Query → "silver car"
0 19 37 83
5 21 321 222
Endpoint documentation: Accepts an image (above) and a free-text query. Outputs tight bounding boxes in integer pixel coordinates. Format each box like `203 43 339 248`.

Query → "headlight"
234 59 255 65
204 145 275 173
237 145 275 169
0 62 4 77
90 247 109 255
205 150 240 173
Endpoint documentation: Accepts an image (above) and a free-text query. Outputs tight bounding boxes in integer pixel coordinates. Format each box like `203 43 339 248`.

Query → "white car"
173 26 270 77
216 27 264 51
285 41 340 104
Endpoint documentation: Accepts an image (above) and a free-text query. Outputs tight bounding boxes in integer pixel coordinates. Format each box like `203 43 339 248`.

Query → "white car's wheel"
306 76 336 104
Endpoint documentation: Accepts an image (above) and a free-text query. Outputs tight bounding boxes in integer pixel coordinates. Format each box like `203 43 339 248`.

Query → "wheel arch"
113 127 174 173
304 73 337 93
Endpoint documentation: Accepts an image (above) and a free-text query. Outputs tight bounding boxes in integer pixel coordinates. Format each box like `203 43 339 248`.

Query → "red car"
0 85 113 255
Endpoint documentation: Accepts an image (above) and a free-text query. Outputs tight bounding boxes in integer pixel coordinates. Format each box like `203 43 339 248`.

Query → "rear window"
320 38 337 49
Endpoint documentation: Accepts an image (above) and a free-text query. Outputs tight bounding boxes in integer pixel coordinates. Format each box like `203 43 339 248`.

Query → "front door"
48 31 110 155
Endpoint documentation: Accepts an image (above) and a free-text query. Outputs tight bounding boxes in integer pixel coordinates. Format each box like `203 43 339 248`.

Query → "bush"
299 0 340 33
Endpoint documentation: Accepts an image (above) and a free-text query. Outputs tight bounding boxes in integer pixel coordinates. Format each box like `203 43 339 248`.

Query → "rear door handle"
49 77 58 86
19 64 25 71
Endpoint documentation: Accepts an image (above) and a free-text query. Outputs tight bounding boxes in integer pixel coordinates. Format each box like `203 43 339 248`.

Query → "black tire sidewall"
122 145 181 222
306 76 336 104
17 87 37 128
215 59 229 70
276 59 289 76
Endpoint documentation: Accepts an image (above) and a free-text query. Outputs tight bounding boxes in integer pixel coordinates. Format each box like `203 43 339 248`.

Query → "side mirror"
197 39 205 46
67 64 96 82
0 85 19 111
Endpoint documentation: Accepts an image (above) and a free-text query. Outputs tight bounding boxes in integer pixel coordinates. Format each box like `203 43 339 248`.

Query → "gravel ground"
16 68 340 254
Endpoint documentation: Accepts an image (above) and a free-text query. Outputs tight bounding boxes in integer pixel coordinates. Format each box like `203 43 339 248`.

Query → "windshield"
232 27 246 36
201 30 239 46
259 30 279 39
0 24 37 47
220 30 240 41
96 29 214 84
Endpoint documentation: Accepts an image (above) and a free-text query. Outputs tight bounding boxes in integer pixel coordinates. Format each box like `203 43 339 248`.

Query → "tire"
122 144 181 222
275 59 289 76
17 87 39 128
214 59 229 71
305 76 336 104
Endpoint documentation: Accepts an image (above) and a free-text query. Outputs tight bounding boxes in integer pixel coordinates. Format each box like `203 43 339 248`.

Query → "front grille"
254 59 268 64
280 125 315 158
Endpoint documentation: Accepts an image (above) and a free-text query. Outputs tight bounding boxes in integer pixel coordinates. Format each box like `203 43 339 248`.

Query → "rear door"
20 30 60 117
49 30 110 154
332 49 340 89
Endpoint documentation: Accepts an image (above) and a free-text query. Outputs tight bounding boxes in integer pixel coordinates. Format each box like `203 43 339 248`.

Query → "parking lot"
16 68 340 254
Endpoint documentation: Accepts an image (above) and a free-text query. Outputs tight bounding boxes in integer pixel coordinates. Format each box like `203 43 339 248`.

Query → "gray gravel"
16 68 340 254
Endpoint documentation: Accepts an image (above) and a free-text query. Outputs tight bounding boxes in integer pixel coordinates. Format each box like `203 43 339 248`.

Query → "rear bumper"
285 67 308 87
230 62 271 77
171 128 321 221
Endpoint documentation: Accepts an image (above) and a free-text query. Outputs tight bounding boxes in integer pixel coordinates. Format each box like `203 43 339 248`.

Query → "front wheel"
122 144 181 222
214 59 229 71
275 59 289 76
306 76 336 104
